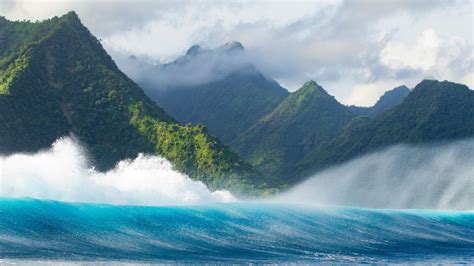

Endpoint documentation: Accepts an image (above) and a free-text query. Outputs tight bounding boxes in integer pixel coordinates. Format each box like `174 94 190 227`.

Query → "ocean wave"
0 198 473 263
0 137 234 205
2 137 474 210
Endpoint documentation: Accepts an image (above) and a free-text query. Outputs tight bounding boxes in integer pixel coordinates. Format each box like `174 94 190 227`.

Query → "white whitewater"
0 137 235 205
1 137 473 209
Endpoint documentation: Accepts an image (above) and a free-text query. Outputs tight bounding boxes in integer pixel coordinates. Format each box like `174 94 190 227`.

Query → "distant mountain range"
135 42 289 143
132 43 473 183
1 12 473 192
297 80 474 180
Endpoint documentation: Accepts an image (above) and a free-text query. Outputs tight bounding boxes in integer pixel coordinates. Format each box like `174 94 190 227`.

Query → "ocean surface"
1 198 473 264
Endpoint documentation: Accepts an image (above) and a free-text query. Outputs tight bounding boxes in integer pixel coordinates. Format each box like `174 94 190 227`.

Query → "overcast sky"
1 0 473 106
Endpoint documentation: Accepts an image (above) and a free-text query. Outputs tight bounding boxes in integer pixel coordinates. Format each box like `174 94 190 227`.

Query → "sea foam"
0 137 235 205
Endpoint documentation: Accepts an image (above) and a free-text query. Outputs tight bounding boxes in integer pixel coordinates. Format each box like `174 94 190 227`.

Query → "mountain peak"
185 44 202 56
415 79 470 91
303 80 318 87
233 82 353 180
377 85 410 104
418 79 439 86
57 11 82 26
62 11 80 20
410 79 471 100
221 41 245 53
392 85 410 92
298 80 329 96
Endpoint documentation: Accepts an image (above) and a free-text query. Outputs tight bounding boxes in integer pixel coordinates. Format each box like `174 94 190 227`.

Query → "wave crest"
0 137 235 205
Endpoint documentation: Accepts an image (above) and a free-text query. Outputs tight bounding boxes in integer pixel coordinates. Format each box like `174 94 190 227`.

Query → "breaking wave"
1 139 474 263
0 137 235 205
0 199 473 263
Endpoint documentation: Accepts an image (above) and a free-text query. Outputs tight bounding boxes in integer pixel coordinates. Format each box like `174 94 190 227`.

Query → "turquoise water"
0 198 473 263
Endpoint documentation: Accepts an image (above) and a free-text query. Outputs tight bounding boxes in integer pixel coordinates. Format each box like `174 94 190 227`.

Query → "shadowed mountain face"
231 81 355 180
132 42 289 143
347 85 411 117
0 12 275 194
297 80 474 179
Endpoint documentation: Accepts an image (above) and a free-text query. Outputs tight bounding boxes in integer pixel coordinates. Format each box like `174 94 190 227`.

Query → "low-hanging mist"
276 139 474 210
0 137 235 206
1 137 473 209
114 43 254 91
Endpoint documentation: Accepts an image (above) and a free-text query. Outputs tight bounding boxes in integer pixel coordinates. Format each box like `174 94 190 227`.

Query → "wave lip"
1 198 473 263
0 137 235 205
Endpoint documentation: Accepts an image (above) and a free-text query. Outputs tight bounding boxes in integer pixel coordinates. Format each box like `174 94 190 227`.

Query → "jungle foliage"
0 12 274 195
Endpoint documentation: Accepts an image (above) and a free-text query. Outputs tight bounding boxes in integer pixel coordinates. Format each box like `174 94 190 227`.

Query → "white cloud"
380 28 473 91
112 43 255 90
380 29 440 71
0 0 472 106
102 1 337 60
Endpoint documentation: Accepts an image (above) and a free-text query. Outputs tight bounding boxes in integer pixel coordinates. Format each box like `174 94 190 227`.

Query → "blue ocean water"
0 198 473 263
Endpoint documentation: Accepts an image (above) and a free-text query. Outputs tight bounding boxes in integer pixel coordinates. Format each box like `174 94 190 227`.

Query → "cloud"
0 0 182 36
112 42 256 90
0 0 472 105
380 29 440 71
0 0 15 10
379 29 473 90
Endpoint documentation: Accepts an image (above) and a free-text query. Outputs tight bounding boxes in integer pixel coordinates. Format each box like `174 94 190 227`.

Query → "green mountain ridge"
1 11 472 195
297 80 474 178
231 81 355 181
0 12 274 195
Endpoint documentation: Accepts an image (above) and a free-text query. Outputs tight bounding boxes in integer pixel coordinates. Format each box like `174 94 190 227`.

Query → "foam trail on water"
0 137 235 205
276 139 474 210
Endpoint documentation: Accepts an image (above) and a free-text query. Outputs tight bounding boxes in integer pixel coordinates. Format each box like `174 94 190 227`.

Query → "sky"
1 0 473 106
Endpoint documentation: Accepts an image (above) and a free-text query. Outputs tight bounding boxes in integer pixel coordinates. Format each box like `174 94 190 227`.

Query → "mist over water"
1 139 473 264
1 137 474 263
1 137 473 209
276 139 474 210
0 137 235 205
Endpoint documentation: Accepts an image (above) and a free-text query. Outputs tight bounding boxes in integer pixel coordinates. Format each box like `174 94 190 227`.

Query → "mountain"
0 12 275 195
297 80 474 178
231 81 355 180
347 85 411 117
133 42 289 143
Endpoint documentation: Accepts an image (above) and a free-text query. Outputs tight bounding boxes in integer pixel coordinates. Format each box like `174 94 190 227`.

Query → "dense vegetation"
139 50 416 184
0 12 275 195
231 81 355 181
1 12 472 193
347 86 410 117
297 80 474 179
142 45 289 144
